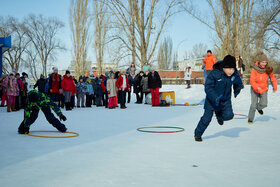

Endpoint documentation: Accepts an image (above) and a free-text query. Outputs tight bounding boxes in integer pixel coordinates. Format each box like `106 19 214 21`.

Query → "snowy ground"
0 84 279 187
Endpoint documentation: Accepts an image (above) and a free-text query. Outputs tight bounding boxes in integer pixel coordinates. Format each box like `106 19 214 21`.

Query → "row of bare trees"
69 0 182 76
0 15 64 80
182 0 280 69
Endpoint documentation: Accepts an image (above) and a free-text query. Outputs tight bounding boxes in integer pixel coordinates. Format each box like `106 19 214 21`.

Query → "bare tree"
93 0 110 74
190 43 208 59
69 0 91 77
183 0 280 66
24 14 64 77
157 36 173 70
0 16 30 73
107 0 182 68
22 47 41 80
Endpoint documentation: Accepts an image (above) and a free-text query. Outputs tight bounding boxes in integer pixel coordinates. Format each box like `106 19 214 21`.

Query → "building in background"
178 57 204 71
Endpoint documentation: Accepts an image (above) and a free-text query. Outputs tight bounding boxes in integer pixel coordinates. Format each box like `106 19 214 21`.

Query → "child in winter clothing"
107 73 118 109
116 70 130 109
76 77 87 108
18 90 67 134
148 68 162 106
184 65 192 88
141 71 150 104
85 79 94 107
61 70 76 111
95 80 103 107
21 78 28 109
248 53 277 123
4 73 19 112
194 55 243 142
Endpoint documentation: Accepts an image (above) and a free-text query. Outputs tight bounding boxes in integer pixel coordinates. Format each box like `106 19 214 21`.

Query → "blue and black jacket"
204 61 243 111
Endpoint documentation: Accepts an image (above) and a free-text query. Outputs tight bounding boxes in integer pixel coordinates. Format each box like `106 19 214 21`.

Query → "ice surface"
0 85 279 187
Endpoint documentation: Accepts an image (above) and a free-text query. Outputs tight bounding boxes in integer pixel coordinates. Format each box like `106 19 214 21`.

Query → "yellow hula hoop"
25 131 79 138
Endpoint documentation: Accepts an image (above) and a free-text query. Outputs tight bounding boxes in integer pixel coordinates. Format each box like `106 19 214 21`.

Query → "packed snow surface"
0 85 279 187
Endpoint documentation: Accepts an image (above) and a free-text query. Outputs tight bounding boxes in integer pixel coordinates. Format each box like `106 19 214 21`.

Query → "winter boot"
217 119 224 125
194 136 202 142
257 110 263 115
65 103 70 111
7 105 11 112
248 120 253 124
11 105 17 111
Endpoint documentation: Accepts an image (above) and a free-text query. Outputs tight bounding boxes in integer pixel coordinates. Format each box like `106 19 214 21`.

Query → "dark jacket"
95 84 103 97
34 78 46 93
148 71 162 89
204 61 243 111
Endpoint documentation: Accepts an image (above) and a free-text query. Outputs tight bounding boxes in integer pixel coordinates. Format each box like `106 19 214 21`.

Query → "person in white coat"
184 64 192 88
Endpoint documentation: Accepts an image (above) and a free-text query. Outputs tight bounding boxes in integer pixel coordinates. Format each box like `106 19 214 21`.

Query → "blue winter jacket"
76 82 87 95
85 83 94 95
204 61 243 111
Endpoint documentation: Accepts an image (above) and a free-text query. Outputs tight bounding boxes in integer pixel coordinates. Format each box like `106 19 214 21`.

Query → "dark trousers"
51 93 60 103
60 94 64 108
135 92 140 103
15 95 20 110
127 90 131 103
92 94 96 105
18 107 66 132
71 96 75 108
96 95 103 106
86 94 92 107
119 90 126 108
21 96 26 109
102 91 108 107
194 107 234 137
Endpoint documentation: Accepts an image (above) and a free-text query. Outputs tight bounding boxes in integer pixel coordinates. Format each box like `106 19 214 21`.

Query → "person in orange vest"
203 50 217 78
248 52 277 124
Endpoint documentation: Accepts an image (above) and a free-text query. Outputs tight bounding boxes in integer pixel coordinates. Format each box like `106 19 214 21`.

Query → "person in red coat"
61 70 76 110
49 67 62 105
116 70 130 109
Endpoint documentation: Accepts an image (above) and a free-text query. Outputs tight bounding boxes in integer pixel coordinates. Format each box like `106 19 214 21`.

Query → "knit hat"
22 72 28 77
90 71 94 76
65 70 70 75
29 91 39 103
222 55 236 68
257 52 268 63
52 67 58 71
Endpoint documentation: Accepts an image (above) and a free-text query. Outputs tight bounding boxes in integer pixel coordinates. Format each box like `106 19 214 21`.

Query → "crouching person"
194 55 243 142
18 90 67 134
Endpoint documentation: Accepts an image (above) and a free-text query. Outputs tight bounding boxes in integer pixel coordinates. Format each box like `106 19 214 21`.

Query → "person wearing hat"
4 73 19 112
203 50 217 78
248 52 277 124
194 55 243 142
106 73 118 109
94 79 104 107
15 73 24 110
18 90 67 134
184 64 192 89
76 76 87 108
34 74 46 93
85 79 94 107
142 61 151 73
48 67 62 106
148 67 162 106
116 70 130 109
61 70 76 110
